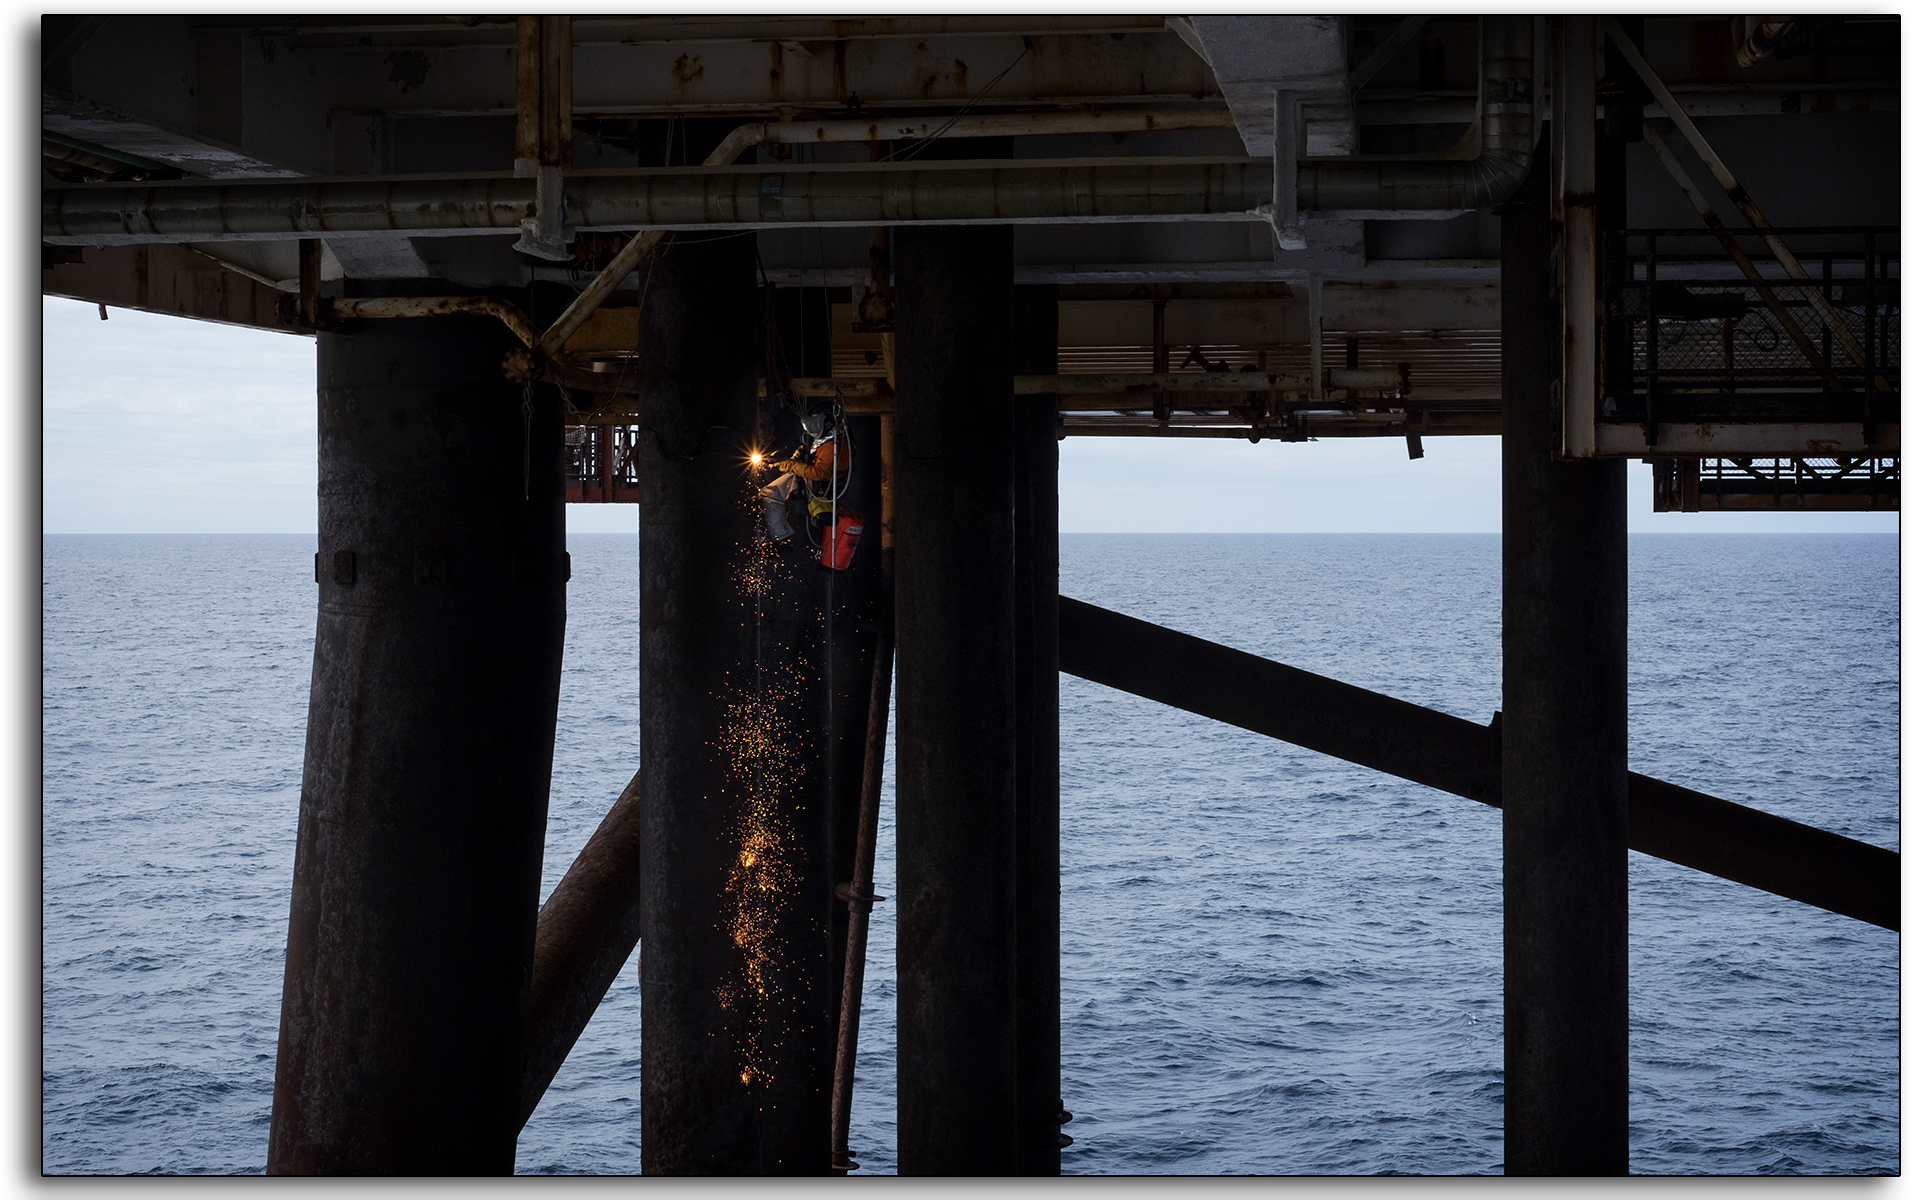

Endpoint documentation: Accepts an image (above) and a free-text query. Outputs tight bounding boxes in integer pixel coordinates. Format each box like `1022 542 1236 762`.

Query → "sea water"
41 533 1897 1175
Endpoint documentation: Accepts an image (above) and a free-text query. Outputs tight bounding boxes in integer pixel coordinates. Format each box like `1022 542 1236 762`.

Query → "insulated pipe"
520 131 751 374
1295 14 1534 216
329 296 538 347
707 107 1239 166
42 145 1512 243
42 160 1271 244
1735 17 1797 67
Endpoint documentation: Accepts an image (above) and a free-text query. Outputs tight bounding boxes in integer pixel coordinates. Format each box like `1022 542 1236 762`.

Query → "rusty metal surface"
1011 286 1063 1175
330 295 538 347
267 312 566 1175
325 28 1216 116
43 134 1544 245
43 159 1266 244
637 226 834 1175
1501 131 1630 1175
515 769 644 1133
42 243 303 335
40 14 1530 248
892 222 1021 1175
1055 595 1899 931
716 107 1237 165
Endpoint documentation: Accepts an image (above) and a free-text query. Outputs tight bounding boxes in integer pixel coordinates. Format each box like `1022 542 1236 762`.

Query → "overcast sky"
41 296 1899 536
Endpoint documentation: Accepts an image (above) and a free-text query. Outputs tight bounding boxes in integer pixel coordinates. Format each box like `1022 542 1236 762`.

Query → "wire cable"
884 38 1034 163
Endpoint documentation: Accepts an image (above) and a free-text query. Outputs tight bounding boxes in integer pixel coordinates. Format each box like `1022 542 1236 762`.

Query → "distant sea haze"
42 533 1897 1175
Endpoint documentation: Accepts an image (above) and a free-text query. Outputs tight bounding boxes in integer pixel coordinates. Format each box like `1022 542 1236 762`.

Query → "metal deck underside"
41 14 1901 472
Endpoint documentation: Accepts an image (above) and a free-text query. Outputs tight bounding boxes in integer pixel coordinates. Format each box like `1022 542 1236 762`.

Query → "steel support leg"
638 232 833 1174
1013 285 1064 1175
1501 132 1630 1175
267 310 566 1174
893 224 1020 1175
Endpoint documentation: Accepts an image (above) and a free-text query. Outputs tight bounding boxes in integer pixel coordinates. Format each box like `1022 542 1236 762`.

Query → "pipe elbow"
706 122 770 167
1294 14 1534 218
1467 140 1534 210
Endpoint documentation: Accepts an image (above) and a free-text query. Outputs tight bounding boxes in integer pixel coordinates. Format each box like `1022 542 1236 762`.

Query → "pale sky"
40 296 1900 536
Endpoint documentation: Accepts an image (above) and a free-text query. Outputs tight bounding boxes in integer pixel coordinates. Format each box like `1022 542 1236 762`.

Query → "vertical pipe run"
513 17 540 174
638 228 832 1174
1555 16 1599 458
1012 285 1064 1176
1501 125 1630 1176
1307 275 1325 402
893 223 1020 1176
1151 299 1169 423
540 15 572 168
267 309 566 1174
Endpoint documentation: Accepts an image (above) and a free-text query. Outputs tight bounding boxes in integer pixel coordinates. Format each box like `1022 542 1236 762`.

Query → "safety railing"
1606 226 1899 442
564 425 643 502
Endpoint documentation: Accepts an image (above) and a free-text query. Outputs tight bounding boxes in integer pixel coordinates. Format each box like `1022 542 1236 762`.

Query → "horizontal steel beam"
1057 423 1499 438
203 14 1177 46
1058 596 1898 931
1019 368 1402 394
44 158 1272 245
331 28 1213 116
44 107 1537 243
708 107 1236 165
757 372 1435 401
1595 422 1900 458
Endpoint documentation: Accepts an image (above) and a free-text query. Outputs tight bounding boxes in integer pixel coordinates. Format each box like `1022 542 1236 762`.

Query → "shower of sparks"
712 669 807 1090
711 465 812 1092
736 529 782 599
736 465 793 599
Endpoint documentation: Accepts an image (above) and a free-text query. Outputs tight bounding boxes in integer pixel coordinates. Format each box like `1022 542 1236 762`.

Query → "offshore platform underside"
41 14 1899 1176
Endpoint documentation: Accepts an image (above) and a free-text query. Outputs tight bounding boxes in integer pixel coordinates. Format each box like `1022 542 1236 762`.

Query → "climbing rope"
521 376 536 501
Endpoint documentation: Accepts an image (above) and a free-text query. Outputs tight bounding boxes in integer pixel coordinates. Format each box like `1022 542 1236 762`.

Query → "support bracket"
1267 90 1307 252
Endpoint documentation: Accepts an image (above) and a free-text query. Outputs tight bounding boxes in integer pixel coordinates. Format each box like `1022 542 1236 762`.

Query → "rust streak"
670 52 704 98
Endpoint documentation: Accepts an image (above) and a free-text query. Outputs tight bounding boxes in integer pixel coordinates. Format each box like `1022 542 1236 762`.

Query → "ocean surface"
42 532 1898 1175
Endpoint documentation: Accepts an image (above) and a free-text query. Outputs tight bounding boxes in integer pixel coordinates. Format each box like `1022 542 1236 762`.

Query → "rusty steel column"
637 224 834 1174
267 306 566 1174
1012 285 1065 1175
893 223 1020 1176
1501 125 1630 1175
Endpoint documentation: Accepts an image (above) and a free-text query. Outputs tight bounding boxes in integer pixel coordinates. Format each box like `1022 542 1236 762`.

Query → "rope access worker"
757 406 851 545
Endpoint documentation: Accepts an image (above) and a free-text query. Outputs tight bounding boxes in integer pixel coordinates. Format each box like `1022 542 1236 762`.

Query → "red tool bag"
821 508 864 570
